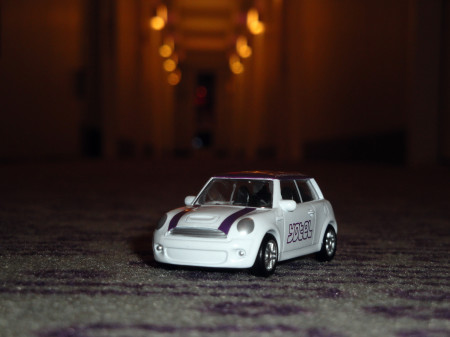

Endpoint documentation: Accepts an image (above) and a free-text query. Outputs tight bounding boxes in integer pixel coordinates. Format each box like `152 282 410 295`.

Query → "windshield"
196 179 273 208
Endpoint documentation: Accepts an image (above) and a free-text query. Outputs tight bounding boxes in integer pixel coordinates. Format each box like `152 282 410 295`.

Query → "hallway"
1 0 450 164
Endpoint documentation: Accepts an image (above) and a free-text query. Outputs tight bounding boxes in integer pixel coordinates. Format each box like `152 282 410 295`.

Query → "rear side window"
296 179 318 202
280 180 301 203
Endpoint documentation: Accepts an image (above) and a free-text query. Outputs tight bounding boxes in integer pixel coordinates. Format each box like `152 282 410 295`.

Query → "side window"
296 179 318 202
280 180 301 203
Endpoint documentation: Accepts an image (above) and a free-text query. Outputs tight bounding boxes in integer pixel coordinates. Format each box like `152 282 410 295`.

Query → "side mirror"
279 200 296 212
184 195 196 206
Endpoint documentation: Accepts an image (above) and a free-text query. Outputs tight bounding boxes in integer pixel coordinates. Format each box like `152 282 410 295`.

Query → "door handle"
307 209 315 217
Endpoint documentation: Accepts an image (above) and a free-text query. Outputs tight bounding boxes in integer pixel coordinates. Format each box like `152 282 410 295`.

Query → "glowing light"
163 59 176 72
229 54 244 74
247 8 258 24
236 36 252 58
159 36 174 57
249 21 265 35
231 62 244 74
157 4 168 22
150 4 167 31
168 70 181 86
150 16 164 30
247 8 265 35
163 53 178 72
159 45 172 57
229 54 239 67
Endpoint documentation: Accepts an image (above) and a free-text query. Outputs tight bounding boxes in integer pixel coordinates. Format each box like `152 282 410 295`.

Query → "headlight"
237 218 254 235
156 214 167 230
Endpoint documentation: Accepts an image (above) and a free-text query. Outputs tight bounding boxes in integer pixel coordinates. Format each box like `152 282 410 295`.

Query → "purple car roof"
214 170 311 180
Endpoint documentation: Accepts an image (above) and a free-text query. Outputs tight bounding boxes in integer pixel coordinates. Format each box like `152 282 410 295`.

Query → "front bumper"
153 232 259 269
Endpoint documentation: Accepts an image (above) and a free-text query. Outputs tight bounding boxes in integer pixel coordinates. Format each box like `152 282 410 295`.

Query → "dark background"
1 0 450 165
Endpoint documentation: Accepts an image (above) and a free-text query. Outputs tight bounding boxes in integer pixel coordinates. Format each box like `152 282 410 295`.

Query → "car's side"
272 177 337 265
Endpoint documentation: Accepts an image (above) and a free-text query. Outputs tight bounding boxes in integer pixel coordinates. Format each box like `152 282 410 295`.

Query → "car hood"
170 205 263 234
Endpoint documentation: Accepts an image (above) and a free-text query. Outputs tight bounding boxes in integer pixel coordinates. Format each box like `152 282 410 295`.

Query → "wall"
0 0 176 160
281 0 409 161
222 0 412 162
0 0 85 160
440 1 450 163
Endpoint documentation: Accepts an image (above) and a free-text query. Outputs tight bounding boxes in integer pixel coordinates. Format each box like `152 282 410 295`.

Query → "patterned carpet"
0 159 449 337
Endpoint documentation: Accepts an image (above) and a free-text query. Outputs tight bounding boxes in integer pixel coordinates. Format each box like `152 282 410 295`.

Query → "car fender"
153 206 186 242
317 209 338 246
234 211 281 264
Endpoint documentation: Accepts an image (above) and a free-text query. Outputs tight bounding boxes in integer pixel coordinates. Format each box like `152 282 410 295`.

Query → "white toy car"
153 171 337 276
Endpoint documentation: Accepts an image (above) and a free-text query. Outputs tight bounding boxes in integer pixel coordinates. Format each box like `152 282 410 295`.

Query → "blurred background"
1 0 449 166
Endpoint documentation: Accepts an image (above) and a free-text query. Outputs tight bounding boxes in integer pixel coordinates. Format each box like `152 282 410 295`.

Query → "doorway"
192 72 216 150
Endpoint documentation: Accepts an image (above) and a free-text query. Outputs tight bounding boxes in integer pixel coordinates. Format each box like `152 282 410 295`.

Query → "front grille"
170 227 227 238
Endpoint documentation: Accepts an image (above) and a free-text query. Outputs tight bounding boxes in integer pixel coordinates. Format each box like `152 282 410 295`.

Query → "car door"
296 179 321 243
280 179 316 254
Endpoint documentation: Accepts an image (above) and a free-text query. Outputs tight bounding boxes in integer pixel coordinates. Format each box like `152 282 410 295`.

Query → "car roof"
214 170 311 180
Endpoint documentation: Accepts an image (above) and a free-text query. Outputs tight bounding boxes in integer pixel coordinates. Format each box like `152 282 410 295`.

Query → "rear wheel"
316 226 337 262
252 234 278 277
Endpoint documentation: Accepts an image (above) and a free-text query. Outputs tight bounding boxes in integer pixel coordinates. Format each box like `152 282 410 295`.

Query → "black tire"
251 234 278 277
316 226 337 262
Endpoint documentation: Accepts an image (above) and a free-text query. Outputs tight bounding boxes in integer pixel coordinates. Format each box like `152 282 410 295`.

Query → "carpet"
0 159 449 337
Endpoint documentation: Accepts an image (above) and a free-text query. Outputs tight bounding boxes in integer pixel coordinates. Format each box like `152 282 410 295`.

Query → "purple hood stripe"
168 208 192 231
218 207 256 235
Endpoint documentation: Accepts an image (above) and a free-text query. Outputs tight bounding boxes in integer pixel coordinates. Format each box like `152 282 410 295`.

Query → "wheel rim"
264 240 278 271
325 230 336 256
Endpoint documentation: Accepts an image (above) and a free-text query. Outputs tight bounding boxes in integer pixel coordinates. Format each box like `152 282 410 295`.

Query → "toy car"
153 171 337 276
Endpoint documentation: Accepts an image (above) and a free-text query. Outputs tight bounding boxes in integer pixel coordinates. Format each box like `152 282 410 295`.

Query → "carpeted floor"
0 158 449 337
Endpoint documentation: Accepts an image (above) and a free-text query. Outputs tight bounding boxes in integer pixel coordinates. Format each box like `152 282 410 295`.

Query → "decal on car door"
286 220 313 244
283 203 316 252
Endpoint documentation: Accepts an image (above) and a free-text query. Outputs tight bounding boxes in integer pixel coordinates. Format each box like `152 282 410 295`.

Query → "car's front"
152 177 277 269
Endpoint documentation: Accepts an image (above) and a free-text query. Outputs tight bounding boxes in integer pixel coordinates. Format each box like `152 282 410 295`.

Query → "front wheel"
252 235 278 277
316 226 337 262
